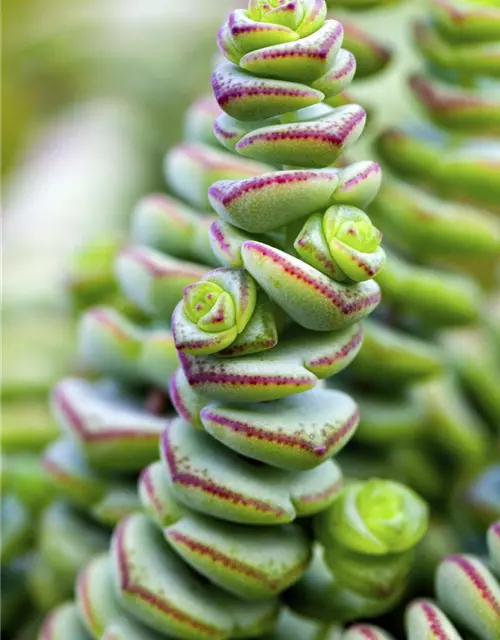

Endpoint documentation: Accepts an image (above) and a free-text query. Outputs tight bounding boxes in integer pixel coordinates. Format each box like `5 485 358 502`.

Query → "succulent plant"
35 1 433 639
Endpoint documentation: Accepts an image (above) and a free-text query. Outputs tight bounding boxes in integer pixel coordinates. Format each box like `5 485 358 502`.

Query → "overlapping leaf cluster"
33 1 433 639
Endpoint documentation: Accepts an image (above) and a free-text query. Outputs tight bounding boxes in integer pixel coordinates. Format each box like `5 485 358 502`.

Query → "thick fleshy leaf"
51 378 170 471
354 390 424 445
333 161 382 207
77 554 124 638
140 461 311 599
65 236 121 311
111 514 278 640
436 554 500 640
161 418 342 524
209 220 253 268
405 599 462 640
178 323 363 402
169 367 208 429
77 307 144 383
217 9 299 64
115 246 206 320
200 387 358 470
265 608 342 640
218 292 278 357
1 399 58 454
242 241 380 330
1 452 55 513
414 375 488 467
139 461 186 527
43 438 107 509
312 49 356 98
212 63 324 122
235 105 366 167
240 21 344 83
378 126 500 213
209 168 340 233
184 94 222 147
343 625 395 640
326 0 402 9
213 112 253 151
1 496 30 564
414 18 500 78
342 19 392 79
131 194 217 266
410 74 500 135
28 554 74 613
440 327 500 428
140 329 179 389
371 179 500 258
488 522 500 576
438 139 500 213
430 0 500 43
39 503 109 583
165 143 272 210
102 618 166 640
322 544 413 602
165 511 310 600
351 320 444 388
39 603 92 640
376 123 445 186
285 547 403 622
91 486 141 528
377 249 481 327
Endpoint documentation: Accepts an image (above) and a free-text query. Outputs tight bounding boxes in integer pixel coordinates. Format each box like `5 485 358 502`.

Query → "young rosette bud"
320 477 428 552
295 204 385 282
288 479 428 622
219 1 328 66
172 268 278 356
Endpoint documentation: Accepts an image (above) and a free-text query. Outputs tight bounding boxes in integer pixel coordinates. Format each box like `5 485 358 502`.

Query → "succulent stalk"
38 2 430 639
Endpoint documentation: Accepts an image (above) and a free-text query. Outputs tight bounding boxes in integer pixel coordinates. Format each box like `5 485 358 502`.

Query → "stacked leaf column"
39 1 429 638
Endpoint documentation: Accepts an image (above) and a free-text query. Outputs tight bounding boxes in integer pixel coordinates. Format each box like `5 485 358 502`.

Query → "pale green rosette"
287 479 428 622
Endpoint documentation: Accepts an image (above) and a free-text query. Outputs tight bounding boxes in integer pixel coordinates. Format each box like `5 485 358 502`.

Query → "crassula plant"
36 1 433 638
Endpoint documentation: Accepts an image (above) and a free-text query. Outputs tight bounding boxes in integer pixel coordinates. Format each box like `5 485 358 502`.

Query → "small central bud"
249 0 292 15
360 481 405 531
336 220 382 253
324 205 382 255
356 479 428 552
183 282 223 323
247 0 305 30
